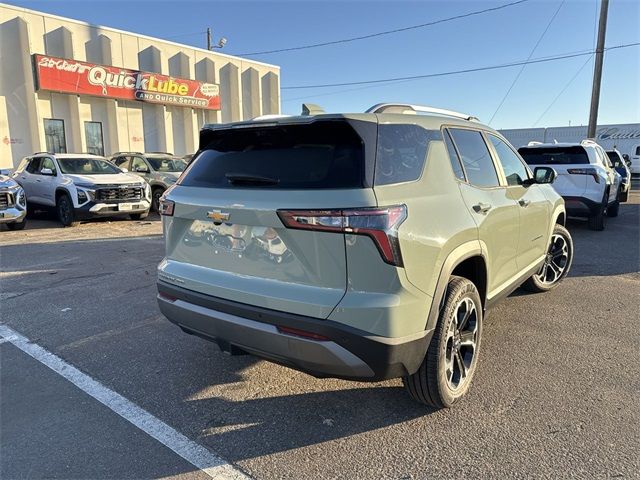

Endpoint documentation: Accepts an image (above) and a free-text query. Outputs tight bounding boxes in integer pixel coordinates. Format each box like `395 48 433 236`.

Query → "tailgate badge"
207 210 230 224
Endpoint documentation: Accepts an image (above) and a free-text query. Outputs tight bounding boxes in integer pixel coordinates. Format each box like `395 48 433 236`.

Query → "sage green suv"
157 103 573 407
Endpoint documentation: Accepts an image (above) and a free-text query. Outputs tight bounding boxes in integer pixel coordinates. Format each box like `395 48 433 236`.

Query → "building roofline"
0 2 280 70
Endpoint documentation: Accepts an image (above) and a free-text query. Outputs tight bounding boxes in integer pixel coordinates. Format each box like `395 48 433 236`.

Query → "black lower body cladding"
157 281 433 382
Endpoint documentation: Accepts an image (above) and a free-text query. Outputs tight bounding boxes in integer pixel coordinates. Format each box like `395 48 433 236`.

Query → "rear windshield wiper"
225 173 280 186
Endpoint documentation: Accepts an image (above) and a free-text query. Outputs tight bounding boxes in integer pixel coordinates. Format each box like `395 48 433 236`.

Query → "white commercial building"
0 3 281 169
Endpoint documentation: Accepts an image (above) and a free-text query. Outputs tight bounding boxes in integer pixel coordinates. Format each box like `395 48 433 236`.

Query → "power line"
236 0 531 56
532 54 595 126
488 0 566 125
281 43 639 90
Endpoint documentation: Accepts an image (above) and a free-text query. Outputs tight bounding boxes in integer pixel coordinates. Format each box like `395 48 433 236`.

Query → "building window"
44 119 67 153
84 121 104 156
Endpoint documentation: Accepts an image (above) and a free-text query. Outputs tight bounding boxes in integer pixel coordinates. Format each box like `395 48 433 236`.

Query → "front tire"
57 194 79 227
6 218 26 230
588 191 607 231
403 276 482 408
130 212 149 220
522 224 573 293
152 188 164 213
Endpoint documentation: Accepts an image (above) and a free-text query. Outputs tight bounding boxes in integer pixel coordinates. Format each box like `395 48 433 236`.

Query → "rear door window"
518 146 589 165
180 121 365 189
448 128 500 188
375 124 440 185
488 134 529 186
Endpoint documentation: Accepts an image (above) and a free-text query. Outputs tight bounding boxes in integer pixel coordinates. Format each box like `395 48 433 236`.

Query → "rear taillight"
277 205 407 266
277 326 330 341
159 199 175 216
567 168 600 183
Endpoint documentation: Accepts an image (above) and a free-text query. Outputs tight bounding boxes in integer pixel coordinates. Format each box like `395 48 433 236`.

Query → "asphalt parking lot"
1 185 639 479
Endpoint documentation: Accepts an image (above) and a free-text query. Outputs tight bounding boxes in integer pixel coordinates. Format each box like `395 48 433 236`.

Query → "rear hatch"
518 145 589 196
159 117 378 318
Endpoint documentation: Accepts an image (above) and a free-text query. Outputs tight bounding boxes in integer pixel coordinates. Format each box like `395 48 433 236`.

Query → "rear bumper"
562 195 601 217
157 281 432 381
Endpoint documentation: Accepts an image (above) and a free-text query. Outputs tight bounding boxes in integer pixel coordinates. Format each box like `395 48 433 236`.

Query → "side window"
26 158 42 174
40 157 57 174
443 130 465 181
130 157 148 172
375 124 440 185
488 134 529 186
448 128 500 188
114 156 130 168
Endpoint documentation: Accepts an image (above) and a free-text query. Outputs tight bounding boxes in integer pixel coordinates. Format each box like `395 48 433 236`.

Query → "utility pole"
587 0 609 138
206 27 212 51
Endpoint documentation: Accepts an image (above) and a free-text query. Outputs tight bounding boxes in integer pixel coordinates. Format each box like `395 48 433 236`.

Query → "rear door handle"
473 202 492 214
519 199 531 207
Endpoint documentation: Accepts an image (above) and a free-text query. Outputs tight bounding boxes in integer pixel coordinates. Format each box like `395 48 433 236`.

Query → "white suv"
518 140 621 230
13 153 151 226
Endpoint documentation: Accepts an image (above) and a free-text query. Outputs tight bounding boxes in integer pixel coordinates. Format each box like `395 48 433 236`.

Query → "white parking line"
0 324 249 480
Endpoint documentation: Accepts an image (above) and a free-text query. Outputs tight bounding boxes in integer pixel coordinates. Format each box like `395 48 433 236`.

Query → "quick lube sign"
34 54 221 110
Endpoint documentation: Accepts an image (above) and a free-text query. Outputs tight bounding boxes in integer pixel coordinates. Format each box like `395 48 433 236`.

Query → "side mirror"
40 168 55 176
533 166 556 184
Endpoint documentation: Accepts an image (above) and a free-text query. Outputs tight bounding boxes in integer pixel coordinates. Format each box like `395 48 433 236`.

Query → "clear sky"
9 0 640 128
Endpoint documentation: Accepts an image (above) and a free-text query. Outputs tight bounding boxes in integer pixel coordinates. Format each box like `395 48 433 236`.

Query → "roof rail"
366 103 478 121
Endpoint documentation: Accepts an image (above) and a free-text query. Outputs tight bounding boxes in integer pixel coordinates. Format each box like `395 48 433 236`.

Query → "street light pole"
587 0 609 139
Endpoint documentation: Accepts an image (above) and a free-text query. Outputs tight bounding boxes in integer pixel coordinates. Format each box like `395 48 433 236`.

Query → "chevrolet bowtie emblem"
207 210 230 223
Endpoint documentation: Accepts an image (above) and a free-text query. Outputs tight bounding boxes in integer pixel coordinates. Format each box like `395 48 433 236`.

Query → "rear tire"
57 194 80 227
607 190 620 218
6 218 26 230
403 276 482 408
522 224 573 293
588 191 607 231
619 189 629 203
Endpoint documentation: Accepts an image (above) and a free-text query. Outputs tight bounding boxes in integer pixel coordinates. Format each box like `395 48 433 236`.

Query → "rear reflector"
158 292 177 302
159 199 175 216
277 205 407 266
567 168 600 183
277 326 330 341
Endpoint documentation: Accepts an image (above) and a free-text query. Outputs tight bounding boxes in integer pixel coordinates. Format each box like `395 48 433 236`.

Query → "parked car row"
518 140 629 230
2 151 189 228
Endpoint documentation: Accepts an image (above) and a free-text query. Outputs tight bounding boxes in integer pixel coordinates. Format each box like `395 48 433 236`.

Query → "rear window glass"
180 121 364 189
375 124 440 185
518 146 589 165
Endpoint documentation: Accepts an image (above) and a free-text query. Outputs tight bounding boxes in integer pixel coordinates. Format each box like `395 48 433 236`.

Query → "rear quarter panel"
373 139 479 331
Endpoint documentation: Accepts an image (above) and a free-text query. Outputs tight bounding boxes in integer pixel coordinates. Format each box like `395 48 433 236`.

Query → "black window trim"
484 132 532 188
441 127 467 183
443 125 504 190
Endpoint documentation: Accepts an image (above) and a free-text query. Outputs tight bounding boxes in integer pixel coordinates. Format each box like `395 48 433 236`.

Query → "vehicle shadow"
562 202 639 277
190 383 434 463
